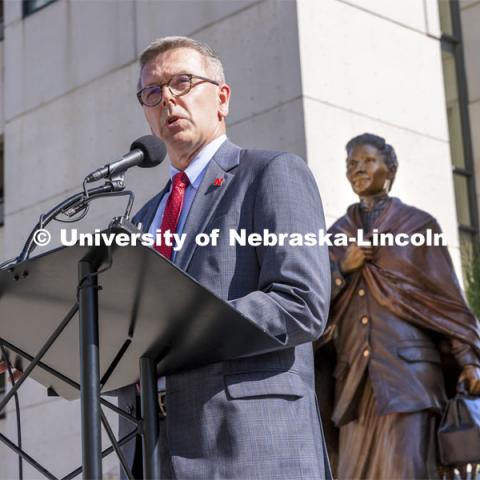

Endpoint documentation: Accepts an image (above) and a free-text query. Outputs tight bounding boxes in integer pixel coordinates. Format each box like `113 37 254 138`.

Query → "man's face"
346 144 393 197
139 48 230 166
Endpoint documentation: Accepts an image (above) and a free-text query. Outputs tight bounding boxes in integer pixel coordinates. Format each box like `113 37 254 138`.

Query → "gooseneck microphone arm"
16 184 117 264
3 135 167 268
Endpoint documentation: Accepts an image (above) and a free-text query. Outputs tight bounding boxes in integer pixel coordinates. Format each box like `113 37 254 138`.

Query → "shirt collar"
359 192 391 212
169 134 227 189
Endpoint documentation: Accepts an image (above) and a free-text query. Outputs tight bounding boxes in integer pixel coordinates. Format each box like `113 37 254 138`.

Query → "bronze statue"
315 133 480 479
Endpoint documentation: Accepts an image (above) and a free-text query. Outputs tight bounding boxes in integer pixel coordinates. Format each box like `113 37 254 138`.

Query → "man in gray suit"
119 36 331 479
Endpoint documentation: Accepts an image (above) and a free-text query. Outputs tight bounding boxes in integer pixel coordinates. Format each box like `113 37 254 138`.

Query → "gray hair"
138 36 225 90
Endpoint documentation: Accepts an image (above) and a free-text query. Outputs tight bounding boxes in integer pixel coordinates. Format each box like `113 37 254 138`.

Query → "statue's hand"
458 364 480 395
340 244 373 274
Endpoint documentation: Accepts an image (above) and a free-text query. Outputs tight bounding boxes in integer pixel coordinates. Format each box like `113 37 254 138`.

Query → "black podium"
0 240 283 479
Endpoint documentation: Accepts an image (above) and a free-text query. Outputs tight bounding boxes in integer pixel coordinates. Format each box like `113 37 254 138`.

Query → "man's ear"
218 84 231 121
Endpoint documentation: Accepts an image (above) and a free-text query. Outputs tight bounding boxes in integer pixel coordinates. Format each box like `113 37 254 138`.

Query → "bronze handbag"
437 384 480 465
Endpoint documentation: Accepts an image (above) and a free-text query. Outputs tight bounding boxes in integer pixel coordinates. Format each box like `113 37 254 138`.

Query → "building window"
23 0 56 18
439 0 478 256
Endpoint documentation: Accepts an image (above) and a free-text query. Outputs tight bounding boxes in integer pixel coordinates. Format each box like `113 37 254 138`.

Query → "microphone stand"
0 170 141 479
6 171 135 267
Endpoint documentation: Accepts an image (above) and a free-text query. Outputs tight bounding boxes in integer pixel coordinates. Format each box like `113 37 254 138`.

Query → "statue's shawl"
328 197 480 354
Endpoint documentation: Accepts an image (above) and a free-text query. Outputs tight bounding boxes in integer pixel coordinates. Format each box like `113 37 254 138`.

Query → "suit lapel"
175 140 241 271
140 180 171 233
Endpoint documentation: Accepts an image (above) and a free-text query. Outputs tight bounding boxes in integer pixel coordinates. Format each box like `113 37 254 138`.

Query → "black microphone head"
130 135 167 168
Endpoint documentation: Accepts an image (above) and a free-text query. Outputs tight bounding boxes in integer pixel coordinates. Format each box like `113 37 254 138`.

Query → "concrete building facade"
460 0 480 243
0 0 478 478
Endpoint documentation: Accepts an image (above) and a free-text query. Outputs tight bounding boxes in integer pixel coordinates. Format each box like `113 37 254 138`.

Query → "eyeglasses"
137 73 220 107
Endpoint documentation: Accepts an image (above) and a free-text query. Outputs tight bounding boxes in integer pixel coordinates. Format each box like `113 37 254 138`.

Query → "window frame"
22 0 57 18
440 0 479 242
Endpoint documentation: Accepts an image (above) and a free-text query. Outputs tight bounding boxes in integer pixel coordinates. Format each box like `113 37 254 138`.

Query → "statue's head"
345 133 398 198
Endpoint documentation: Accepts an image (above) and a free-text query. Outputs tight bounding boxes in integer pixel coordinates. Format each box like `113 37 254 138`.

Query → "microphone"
85 135 167 183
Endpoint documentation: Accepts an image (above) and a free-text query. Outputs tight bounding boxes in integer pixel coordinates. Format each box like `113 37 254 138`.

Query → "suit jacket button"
358 288 366 297
363 348 370 358
361 315 369 325
335 277 343 286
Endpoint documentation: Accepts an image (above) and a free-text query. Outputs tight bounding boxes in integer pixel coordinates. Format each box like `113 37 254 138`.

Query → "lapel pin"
213 177 224 187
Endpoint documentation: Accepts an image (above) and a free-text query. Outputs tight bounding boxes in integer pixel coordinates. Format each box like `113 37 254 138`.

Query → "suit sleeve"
229 153 331 347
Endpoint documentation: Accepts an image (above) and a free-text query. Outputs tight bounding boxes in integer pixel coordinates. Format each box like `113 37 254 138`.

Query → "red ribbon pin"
213 177 224 187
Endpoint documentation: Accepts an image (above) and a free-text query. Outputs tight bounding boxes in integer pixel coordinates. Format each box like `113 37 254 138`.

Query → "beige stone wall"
297 0 462 276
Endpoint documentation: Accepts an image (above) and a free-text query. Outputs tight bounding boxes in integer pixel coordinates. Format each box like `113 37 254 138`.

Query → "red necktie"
155 171 190 259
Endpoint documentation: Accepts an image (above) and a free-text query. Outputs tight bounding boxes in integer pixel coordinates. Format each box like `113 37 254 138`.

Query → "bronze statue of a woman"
316 133 480 479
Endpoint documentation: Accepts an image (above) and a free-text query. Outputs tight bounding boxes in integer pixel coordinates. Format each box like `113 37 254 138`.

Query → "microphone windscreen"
130 135 167 168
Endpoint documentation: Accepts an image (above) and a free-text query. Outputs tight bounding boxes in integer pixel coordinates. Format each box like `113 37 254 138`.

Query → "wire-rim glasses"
137 73 220 107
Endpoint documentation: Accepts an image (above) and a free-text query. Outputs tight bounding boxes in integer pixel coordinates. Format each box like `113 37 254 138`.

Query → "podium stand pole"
140 356 161 479
78 259 102 479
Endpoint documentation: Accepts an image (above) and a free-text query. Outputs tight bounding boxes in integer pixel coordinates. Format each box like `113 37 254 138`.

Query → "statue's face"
346 144 393 197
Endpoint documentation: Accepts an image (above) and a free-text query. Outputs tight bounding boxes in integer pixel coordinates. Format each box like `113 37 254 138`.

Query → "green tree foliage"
464 242 480 319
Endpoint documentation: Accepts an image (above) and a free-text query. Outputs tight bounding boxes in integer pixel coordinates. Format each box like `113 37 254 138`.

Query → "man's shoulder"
235 144 307 172
214 140 306 175
239 145 304 162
